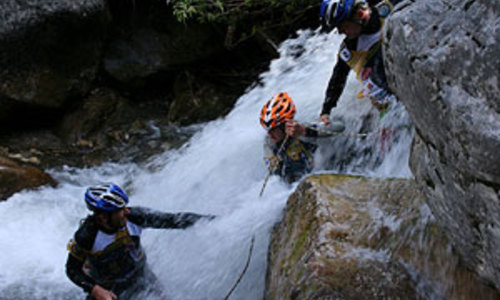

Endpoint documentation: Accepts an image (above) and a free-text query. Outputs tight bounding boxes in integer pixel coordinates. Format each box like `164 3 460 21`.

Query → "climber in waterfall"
318 0 401 126
260 92 344 183
65 183 214 300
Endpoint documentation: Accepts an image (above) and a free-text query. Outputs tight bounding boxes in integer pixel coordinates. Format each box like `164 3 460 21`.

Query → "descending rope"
259 135 290 197
222 235 256 300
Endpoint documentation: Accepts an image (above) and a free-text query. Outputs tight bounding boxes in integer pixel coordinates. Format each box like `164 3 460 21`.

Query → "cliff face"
265 175 499 299
0 0 109 113
0 0 320 171
0 0 319 129
384 0 500 288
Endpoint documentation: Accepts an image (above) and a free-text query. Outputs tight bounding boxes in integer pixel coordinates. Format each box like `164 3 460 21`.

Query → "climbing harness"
259 135 290 197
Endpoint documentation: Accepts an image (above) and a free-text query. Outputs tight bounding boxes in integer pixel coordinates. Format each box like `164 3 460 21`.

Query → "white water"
0 29 413 300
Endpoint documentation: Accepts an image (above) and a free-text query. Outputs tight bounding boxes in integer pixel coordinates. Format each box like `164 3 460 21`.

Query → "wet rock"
0 87 199 169
265 175 500 299
0 156 57 201
0 130 65 166
0 0 321 170
168 71 237 125
103 0 225 84
55 88 182 165
58 88 170 149
57 88 132 146
7 153 41 165
384 0 500 289
0 0 110 122
77 139 94 148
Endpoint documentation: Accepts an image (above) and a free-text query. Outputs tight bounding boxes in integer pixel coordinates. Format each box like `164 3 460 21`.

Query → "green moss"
309 173 361 186
289 224 310 265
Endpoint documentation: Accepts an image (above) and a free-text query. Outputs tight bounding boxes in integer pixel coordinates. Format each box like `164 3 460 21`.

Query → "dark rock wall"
0 0 319 170
0 0 110 113
103 0 226 84
384 0 500 289
0 0 316 131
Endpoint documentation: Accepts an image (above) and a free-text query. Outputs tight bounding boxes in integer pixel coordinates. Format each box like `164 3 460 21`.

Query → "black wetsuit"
66 207 207 299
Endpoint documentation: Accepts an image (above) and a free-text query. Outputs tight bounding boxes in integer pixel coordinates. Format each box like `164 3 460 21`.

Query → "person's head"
260 92 296 142
320 0 370 38
85 183 130 231
268 124 286 142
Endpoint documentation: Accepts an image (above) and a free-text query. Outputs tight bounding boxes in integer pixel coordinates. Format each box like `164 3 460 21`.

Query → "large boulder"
53 87 198 167
57 88 133 145
0 156 57 201
103 0 226 84
167 71 237 125
0 0 110 121
384 0 500 288
265 175 499 299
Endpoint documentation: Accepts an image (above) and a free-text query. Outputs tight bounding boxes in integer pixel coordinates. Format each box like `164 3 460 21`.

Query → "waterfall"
0 29 414 299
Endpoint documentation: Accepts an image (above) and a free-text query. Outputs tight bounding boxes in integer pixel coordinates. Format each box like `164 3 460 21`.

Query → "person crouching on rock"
260 92 344 183
66 183 214 300
319 0 401 125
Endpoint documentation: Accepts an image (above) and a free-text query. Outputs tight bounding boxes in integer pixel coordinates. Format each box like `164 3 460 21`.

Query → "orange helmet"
260 92 296 130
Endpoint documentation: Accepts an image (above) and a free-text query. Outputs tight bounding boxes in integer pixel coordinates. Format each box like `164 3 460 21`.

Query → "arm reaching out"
127 206 214 229
285 119 306 137
321 58 350 123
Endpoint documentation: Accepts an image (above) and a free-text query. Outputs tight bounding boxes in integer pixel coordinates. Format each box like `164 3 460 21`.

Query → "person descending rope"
319 0 401 126
66 183 214 300
260 92 345 185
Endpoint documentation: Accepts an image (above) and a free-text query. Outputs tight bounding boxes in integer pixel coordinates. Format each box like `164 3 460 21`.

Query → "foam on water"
0 29 413 299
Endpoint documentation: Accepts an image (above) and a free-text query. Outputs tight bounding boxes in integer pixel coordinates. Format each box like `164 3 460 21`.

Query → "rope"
259 135 290 197
222 235 256 300
304 124 369 138
259 124 368 197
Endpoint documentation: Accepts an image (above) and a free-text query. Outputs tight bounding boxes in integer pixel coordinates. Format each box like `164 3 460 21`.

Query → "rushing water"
0 29 413 300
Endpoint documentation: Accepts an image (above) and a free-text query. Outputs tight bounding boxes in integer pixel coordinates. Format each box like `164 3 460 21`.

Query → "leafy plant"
167 0 317 23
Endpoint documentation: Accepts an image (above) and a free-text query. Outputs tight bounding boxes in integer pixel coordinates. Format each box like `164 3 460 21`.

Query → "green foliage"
170 0 316 23
171 0 225 23
168 0 318 49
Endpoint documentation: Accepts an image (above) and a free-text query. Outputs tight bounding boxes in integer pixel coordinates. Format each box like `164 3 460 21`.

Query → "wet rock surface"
0 0 317 128
0 0 317 175
0 87 200 170
384 0 500 289
0 0 110 118
168 71 240 125
0 155 57 201
103 1 225 84
265 174 500 299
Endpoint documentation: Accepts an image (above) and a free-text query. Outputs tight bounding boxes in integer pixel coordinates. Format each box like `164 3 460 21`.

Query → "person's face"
109 208 127 228
99 208 128 231
268 126 286 142
338 19 363 38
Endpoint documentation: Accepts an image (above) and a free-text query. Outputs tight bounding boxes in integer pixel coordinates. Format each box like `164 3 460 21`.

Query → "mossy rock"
265 174 500 299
